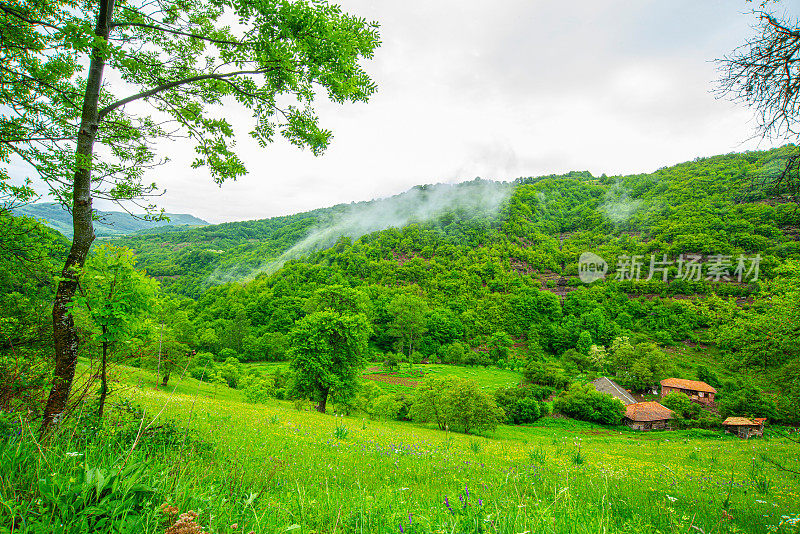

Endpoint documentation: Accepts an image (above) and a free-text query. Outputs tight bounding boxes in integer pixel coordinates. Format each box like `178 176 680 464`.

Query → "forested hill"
115 146 800 297
13 202 208 238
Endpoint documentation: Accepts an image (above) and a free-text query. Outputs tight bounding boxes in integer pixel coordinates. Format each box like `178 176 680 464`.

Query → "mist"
252 178 514 278
599 184 641 224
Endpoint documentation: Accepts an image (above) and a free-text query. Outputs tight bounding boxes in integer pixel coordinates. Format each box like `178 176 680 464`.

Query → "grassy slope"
81 365 800 534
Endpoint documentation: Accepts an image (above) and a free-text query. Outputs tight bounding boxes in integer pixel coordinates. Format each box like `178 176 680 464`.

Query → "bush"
494 384 550 424
554 383 626 425
241 372 275 404
661 392 694 418
440 342 466 364
188 352 215 380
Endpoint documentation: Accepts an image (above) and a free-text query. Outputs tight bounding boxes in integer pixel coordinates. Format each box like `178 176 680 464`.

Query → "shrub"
553 383 626 425
373 393 412 420
188 352 215 380
494 384 549 424
441 342 466 364
241 372 275 404
661 392 694 418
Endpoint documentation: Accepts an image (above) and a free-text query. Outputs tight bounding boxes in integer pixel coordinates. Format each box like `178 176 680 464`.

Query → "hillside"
100 146 800 423
13 202 208 238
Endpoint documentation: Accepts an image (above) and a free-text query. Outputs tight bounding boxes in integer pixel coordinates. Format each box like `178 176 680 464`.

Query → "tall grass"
2 375 799 533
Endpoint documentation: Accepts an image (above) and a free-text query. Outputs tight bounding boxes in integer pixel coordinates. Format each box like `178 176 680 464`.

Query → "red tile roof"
625 401 674 422
660 378 717 394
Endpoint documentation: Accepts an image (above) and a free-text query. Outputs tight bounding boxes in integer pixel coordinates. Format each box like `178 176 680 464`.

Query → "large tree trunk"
41 0 115 434
316 387 329 413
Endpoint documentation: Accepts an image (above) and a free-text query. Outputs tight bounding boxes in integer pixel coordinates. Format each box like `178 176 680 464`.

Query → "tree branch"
109 20 245 46
97 69 268 120
0 5 63 30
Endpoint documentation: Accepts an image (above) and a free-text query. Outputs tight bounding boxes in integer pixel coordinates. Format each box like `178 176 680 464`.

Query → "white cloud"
18 1 799 222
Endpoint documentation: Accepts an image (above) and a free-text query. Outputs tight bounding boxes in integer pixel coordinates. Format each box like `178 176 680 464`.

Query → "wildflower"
666 495 677 502
721 510 733 521
65 452 82 457
161 503 180 515
399 526 403 533
479 499 483 506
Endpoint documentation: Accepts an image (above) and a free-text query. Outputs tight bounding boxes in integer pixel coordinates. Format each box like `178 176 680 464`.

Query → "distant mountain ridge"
13 203 208 238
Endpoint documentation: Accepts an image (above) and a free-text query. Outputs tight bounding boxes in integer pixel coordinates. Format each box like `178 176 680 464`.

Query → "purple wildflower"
399 526 404 533
408 512 412 525
479 499 483 506
465 485 469 498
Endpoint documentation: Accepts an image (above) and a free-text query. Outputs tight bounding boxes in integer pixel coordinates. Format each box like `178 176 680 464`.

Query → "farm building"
722 417 766 439
660 378 716 405
624 401 674 431
591 377 636 405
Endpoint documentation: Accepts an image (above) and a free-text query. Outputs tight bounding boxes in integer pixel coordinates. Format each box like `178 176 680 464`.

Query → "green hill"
13 202 208 238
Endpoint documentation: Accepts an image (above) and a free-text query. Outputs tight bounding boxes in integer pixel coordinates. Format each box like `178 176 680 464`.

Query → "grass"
361 363 524 392
4 364 800 534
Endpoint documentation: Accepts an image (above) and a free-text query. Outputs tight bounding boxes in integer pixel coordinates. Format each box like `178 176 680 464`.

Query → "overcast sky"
63 2 800 221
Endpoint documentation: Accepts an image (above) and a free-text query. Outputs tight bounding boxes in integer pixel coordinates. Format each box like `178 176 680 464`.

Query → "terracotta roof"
660 378 717 394
722 417 757 426
625 401 674 422
753 418 767 424
592 377 637 405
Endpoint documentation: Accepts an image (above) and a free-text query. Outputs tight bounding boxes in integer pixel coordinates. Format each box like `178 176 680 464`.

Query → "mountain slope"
13 202 208 238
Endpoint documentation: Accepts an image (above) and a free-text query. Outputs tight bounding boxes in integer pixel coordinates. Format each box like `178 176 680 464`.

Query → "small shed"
624 401 674 431
722 417 765 439
592 377 636 405
660 378 717 405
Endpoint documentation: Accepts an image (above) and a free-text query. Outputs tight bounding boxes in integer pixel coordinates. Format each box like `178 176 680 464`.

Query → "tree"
386 293 429 367
288 310 371 413
718 382 778 420
411 376 504 434
0 0 380 432
73 245 155 419
486 331 512 363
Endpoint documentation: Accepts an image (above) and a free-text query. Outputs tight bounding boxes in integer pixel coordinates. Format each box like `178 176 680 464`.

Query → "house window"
698 392 704 398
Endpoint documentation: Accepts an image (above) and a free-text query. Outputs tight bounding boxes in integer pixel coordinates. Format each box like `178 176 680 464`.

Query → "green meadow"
3 367 798 534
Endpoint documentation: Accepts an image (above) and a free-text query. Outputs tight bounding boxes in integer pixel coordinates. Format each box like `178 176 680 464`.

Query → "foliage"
288 310 372 413
661 392 696 419
554 383 626 426
410 376 504 434
718 382 778 420
493 384 549 424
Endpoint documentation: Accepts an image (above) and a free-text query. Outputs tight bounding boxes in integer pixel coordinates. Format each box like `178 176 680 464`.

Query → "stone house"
624 401 674 431
660 378 717 405
722 417 766 439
